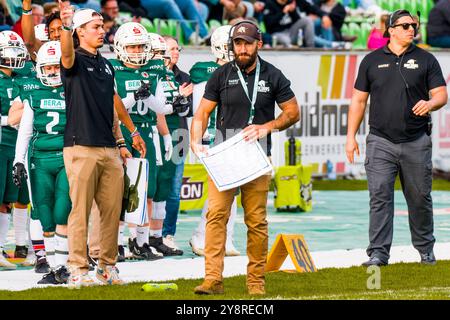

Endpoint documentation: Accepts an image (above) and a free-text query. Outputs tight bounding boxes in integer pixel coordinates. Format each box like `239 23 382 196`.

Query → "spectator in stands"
12 3 44 38
341 0 382 15
263 0 315 47
71 0 101 11
427 0 450 48
367 13 389 49
0 0 13 31
141 0 209 44
101 0 119 44
117 0 148 19
101 12 115 41
310 0 347 48
222 0 254 21
43 2 59 18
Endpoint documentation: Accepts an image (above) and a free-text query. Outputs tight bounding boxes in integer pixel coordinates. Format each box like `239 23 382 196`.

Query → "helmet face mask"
114 22 151 66
0 31 27 69
211 25 233 62
36 41 62 87
148 33 171 64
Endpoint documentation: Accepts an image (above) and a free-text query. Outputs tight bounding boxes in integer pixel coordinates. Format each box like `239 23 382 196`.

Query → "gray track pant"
364 133 435 263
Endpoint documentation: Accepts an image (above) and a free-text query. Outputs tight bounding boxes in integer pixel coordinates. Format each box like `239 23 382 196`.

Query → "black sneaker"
54 265 70 284
88 255 98 271
148 236 183 256
14 245 28 259
35 256 51 274
142 243 164 261
361 256 388 267
37 270 60 285
420 251 436 265
117 245 125 262
128 238 153 260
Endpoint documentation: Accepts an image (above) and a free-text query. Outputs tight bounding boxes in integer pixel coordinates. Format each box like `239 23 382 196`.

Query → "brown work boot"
248 284 266 295
194 279 224 295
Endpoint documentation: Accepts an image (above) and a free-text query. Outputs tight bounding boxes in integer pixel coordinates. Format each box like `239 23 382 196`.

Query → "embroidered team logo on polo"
228 79 239 86
104 64 113 75
404 59 419 69
257 80 270 93
378 64 389 68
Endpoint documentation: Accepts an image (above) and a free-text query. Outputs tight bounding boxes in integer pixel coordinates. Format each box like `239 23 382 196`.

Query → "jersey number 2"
46 112 59 135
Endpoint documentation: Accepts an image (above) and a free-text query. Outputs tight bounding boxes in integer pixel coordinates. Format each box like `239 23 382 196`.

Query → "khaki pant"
88 202 101 259
204 173 271 287
63 145 124 274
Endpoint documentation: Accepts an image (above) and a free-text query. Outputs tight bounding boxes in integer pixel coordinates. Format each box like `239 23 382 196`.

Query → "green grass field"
1 260 450 300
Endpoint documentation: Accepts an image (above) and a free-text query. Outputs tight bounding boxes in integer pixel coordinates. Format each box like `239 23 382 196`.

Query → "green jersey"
110 59 161 125
189 61 219 84
189 61 220 133
16 78 66 157
0 62 36 148
162 68 181 130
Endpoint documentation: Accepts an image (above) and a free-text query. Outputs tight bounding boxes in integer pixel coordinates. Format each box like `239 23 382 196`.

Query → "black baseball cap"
231 21 262 43
384 9 414 37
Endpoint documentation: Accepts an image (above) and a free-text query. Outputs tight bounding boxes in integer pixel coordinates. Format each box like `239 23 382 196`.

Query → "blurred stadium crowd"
0 0 448 49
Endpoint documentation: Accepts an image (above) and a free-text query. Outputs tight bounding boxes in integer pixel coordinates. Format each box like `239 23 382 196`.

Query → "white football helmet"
148 33 170 63
114 22 151 66
36 41 62 87
211 25 233 62
0 31 27 69
34 24 49 42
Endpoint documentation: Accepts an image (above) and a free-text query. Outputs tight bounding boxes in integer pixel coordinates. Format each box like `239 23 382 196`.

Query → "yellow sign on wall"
180 164 208 211
266 234 317 273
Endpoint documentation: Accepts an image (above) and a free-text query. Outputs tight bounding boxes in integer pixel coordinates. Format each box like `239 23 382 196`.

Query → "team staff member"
346 10 448 267
191 21 300 295
58 2 144 288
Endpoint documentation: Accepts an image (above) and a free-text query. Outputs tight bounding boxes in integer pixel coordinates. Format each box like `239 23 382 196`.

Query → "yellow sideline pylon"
266 234 317 273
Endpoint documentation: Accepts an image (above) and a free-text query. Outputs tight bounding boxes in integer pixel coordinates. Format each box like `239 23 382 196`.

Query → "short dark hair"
45 11 61 31
101 0 116 8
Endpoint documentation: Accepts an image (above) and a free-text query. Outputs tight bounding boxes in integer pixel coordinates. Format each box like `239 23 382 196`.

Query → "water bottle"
141 283 178 292
297 29 304 47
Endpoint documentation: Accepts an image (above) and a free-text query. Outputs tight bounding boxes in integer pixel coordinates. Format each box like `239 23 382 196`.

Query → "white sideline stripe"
1 242 450 292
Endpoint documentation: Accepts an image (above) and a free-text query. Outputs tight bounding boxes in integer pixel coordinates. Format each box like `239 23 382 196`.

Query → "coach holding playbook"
59 1 145 287
346 10 447 267
191 20 299 295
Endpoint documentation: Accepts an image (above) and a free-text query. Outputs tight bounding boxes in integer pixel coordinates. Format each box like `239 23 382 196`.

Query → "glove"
163 134 173 161
172 95 189 116
134 82 151 101
12 162 27 187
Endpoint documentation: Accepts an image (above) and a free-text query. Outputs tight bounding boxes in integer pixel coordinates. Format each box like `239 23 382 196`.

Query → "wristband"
117 143 127 149
131 128 140 138
116 138 125 144
22 8 32 15
62 25 72 31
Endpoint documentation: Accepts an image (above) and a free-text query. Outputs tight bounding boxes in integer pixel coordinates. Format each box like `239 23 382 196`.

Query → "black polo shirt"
61 47 116 147
203 56 295 155
354 44 446 143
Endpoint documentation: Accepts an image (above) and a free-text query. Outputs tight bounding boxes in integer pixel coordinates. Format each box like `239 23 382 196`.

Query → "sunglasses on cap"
392 22 417 31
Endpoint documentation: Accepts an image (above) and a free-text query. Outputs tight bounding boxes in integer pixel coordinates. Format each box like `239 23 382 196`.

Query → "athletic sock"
43 234 56 268
55 233 68 266
128 225 137 240
136 226 149 247
0 213 11 251
149 229 162 238
30 219 45 258
13 207 28 246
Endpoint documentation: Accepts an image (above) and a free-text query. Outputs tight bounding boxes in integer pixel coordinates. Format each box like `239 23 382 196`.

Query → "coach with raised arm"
58 1 145 288
346 9 448 267
191 20 300 296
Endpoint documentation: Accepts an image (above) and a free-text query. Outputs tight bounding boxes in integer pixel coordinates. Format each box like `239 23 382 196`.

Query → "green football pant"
0 145 29 205
29 156 71 232
153 133 177 202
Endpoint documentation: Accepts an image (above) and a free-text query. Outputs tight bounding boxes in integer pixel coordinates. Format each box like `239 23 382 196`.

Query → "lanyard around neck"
236 59 260 125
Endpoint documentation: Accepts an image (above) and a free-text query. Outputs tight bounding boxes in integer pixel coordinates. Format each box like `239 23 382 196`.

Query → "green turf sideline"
1 260 450 300
312 179 450 191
